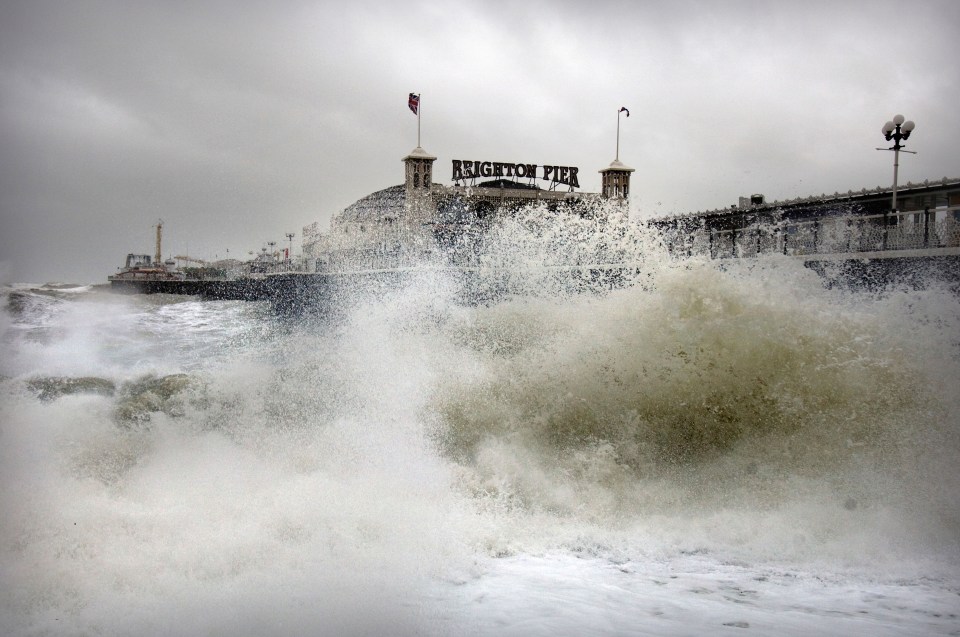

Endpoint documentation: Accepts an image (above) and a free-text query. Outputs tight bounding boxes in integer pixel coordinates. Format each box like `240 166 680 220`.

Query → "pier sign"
452 160 580 188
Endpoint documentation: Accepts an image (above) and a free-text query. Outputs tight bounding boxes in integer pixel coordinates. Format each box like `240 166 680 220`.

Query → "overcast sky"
2 0 958 284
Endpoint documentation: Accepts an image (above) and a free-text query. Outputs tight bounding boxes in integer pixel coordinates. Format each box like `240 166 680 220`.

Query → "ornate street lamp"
878 114 916 212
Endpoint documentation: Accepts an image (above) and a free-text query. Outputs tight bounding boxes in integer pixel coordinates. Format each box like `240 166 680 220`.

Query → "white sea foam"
1 223 958 635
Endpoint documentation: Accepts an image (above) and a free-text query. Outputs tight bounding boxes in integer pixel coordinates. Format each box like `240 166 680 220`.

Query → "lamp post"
879 114 916 212
286 232 295 262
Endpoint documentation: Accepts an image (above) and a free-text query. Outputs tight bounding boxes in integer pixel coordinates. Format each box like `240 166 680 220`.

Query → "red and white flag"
408 93 420 115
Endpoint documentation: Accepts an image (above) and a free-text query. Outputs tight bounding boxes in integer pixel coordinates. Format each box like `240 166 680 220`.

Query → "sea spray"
419 257 960 565
0 290 476 635
1 213 959 635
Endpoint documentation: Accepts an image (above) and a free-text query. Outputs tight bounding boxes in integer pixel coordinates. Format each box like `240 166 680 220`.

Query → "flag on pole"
619 106 630 117
408 93 420 115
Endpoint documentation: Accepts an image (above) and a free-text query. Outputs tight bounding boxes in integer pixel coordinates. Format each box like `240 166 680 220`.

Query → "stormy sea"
2 214 959 636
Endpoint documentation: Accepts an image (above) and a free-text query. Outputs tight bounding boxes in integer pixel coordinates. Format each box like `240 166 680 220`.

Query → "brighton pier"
451 159 581 187
110 140 960 310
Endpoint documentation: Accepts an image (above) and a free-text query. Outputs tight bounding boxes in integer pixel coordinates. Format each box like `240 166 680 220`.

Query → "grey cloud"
1 0 958 283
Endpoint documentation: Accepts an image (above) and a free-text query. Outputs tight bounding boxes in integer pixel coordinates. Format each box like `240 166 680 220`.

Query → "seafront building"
110 126 960 303
301 145 635 272
300 138 960 276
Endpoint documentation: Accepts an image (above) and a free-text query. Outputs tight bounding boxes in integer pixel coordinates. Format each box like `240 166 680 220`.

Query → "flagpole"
616 109 621 161
418 95 421 148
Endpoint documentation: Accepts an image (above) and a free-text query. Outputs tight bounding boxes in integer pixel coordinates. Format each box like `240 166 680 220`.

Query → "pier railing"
269 206 960 280
666 206 960 260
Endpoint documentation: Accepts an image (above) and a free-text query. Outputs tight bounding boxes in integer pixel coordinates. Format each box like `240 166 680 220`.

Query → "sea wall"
109 278 270 301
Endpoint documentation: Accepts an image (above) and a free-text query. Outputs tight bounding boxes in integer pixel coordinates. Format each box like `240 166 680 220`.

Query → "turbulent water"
2 219 960 635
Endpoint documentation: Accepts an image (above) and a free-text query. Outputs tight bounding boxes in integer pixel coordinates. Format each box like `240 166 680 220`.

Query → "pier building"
653 178 960 260
301 145 634 272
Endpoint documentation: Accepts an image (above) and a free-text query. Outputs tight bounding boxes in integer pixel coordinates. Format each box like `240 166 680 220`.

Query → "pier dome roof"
334 184 406 224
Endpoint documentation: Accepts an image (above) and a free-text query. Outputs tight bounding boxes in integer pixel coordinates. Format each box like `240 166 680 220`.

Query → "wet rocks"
26 376 117 401
24 373 206 427
112 373 202 425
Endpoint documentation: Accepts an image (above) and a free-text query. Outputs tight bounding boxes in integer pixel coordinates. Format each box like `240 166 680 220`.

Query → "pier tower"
600 159 635 200
402 146 438 254
403 145 437 192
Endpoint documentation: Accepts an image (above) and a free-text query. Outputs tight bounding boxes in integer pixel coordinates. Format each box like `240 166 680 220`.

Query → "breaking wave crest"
414 254 960 561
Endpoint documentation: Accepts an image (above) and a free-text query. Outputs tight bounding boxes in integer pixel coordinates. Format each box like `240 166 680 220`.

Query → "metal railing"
665 206 960 260
263 206 960 279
